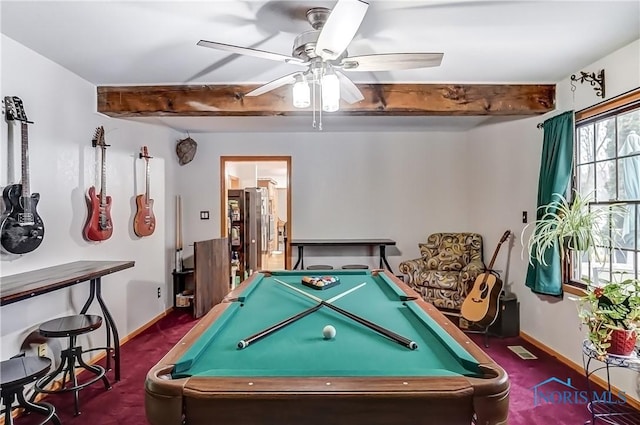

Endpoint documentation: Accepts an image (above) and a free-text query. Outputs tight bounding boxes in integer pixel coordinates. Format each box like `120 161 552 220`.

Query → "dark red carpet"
17 310 611 424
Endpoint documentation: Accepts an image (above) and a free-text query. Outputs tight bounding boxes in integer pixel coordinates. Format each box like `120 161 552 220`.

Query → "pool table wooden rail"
145 270 509 425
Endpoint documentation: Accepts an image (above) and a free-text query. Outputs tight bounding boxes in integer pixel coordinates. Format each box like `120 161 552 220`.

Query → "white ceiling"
2 0 639 132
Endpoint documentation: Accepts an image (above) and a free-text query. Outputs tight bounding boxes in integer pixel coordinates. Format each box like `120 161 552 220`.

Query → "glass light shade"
292 79 310 108
321 73 340 112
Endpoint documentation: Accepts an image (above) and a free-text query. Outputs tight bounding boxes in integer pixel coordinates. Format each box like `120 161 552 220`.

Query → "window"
572 89 640 286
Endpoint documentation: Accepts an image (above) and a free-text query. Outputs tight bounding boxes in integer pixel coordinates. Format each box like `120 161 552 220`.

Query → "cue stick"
273 278 418 350
237 282 368 349
237 304 323 349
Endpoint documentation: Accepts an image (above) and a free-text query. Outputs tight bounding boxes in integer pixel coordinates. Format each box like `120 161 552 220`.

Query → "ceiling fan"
197 0 444 108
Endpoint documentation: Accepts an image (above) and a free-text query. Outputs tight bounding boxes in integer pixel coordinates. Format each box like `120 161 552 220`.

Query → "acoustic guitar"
0 96 45 254
461 230 511 327
133 146 156 237
83 126 113 241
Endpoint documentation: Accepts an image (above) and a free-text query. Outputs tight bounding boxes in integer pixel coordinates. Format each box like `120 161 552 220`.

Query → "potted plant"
523 191 636 358
578 277 640 359
523 191 625 266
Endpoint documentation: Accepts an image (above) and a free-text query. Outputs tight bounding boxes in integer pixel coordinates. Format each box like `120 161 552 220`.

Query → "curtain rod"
536 122 544 129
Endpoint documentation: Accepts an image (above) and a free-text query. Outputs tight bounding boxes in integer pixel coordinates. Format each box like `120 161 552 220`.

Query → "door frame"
220 156 292 270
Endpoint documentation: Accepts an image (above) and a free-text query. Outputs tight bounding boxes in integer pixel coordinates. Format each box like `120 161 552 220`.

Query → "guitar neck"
145 159 150 202
486 231 511 271
21 122 30 197
486 247 500 271
100 145 107 205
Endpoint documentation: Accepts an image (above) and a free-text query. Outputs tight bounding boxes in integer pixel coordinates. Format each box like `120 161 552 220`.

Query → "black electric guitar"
1 96 45 254
461 230 511 327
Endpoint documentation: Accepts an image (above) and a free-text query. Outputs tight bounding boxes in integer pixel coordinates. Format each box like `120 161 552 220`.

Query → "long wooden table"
290 238 396 271
1 260 135 381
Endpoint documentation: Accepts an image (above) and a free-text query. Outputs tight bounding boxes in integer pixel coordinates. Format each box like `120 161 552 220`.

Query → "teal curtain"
525 111 574 296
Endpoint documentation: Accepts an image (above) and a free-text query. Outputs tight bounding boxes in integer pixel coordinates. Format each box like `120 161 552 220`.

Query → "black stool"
306 265 334 270
1 356 61 425
33 315 111 416
341 264 369 269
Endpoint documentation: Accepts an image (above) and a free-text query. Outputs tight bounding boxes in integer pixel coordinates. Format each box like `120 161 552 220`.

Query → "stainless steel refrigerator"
243 187 267 274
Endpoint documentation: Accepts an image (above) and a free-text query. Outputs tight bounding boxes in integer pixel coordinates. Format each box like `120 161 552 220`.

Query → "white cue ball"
323 325 336 339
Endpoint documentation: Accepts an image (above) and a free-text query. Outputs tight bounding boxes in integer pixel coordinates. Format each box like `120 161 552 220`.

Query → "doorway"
220 156 292 271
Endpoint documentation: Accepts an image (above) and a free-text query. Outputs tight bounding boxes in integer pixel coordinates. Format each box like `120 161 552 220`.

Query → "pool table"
145 269 509 425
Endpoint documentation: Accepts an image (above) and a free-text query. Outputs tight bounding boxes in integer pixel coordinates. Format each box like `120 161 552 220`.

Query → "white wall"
176 131 473 270
466 38 640 399
0 35 180 359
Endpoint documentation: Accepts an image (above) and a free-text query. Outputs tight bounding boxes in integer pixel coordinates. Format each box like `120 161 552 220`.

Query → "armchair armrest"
398 258 427 288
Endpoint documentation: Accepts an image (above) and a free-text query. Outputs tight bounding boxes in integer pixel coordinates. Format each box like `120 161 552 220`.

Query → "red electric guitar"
133 146 156 237
461 230 511 327
83 126 113 241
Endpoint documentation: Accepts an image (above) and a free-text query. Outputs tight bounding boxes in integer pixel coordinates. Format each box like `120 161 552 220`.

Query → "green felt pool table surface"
174 269 481 378
145 269 510 425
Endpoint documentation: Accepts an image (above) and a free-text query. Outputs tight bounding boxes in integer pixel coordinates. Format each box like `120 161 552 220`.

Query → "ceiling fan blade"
315 0 369 61
245 72 301 97
336 71 364 104
339 53 444 72
197 40 306 66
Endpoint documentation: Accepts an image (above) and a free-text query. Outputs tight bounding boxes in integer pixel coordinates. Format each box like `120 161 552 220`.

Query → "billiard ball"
323 325 336 339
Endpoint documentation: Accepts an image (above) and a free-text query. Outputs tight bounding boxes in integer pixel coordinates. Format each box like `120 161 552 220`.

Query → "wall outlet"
37 343 47 357
157 287 161 298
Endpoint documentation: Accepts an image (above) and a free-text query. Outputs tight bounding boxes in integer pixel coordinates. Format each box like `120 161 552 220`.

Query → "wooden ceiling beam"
97 83 555 117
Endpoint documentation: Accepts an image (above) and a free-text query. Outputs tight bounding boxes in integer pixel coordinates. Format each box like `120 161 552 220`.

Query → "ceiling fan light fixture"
292 76 311 108
321 70 340 112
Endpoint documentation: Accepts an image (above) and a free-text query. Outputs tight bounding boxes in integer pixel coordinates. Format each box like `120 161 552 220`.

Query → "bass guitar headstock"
92 126 108 148
499 230 511 244
4 96 32 123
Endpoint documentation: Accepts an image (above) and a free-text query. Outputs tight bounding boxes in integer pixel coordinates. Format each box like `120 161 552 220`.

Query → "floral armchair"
399 233 485 313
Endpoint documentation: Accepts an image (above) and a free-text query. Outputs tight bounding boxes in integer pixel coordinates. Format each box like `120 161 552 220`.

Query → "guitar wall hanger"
92 139 110 148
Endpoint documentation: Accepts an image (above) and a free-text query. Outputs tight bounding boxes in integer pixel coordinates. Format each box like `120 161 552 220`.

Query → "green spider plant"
523 191 626 266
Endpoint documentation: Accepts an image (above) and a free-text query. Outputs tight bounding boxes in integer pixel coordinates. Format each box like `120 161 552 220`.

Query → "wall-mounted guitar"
133 146 156 237
0 96 45 254
83 126 113 241
461 230 511 327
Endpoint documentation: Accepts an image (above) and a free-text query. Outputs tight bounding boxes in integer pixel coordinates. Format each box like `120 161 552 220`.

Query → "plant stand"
582 340 640 424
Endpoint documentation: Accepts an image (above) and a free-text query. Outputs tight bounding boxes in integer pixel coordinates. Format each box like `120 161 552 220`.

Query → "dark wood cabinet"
172 238 230 318
172 268 194 308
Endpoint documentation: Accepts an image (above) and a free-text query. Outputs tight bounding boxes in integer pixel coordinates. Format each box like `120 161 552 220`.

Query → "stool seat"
341 264 369 269
39 314 103 338
1 357 61 425
306 265 334 270
33 314 111 416
1 357 51 389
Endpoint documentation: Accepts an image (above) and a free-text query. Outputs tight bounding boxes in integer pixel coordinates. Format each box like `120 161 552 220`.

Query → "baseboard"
120 308 175 345
519 331 640 410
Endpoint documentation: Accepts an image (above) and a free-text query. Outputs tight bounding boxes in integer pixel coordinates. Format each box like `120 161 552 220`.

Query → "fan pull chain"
318 79 323 131
312 79 318 129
